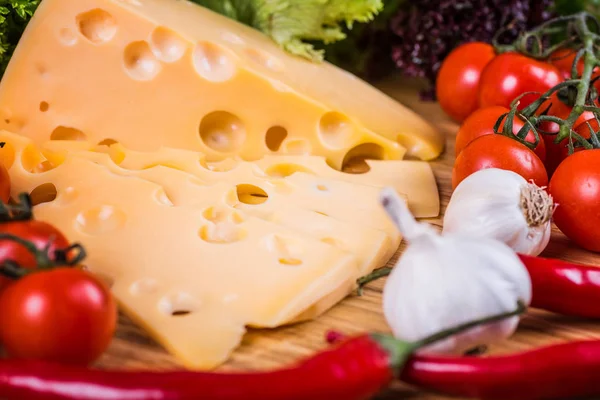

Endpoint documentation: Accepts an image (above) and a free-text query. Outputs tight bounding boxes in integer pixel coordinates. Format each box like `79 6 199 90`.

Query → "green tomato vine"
493 12 600 155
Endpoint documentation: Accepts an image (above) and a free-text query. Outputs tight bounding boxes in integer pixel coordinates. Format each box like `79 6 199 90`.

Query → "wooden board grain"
95 76 600 399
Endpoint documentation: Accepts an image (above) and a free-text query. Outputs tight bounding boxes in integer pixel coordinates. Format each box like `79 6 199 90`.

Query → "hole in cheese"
264 163 315 178
97 138 118 146
124 41 161 81
321 237 340 246
199 223 247 244
314 211 328 217
76 9 117 44
153 188 174 206
29 183 57 205
192 41 237 82
0 141 15 170
265 126 288 152
199 156 238 172
130 278 159 296
318 112 356 149
236 184 268 205
202 206 228 223
158 293 200 316
39 102 49 112
316 184 328 192
279 258 302 266
50 126 87 141
75 205 127 235
150 26 187 63
58 28 77 46
245 48 283 72
282 139 311 155
338 143 384 174
199 111 246 153
21 144 51 173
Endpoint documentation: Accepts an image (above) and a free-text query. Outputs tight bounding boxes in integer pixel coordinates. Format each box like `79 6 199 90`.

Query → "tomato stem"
496 12 600 154
0 194 34 223
0 233 87 279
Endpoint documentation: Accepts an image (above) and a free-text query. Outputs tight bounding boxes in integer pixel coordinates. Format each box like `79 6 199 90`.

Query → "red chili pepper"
0 335 393 400
520 254 600 318
0 306 524 400
401 340 600 400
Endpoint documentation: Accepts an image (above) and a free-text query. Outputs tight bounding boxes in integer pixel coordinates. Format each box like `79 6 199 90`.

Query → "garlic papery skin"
380 187 532 355
443 168 553 256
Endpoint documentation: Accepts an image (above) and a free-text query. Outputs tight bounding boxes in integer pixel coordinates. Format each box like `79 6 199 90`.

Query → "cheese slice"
40 139 439 218
107 144 439 218
36 139 402 259
0 129 396 298
0 0 443 169
4 143 364 369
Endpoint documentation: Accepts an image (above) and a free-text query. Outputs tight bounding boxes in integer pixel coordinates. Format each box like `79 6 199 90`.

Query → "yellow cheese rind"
0 0 443 168
5 148 361 369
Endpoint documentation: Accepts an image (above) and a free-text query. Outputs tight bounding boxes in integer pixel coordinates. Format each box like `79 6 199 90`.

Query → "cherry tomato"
436 42 496 122
0 220 70 290
452 134 548 189
549 48 584 79
0 163 9 204
538 93 595 176
478 52 562 111
455 106 546 161
549 149 600 252
0 268 117 365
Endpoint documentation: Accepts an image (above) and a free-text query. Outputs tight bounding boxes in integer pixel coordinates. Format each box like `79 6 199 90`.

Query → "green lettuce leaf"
192 0 384 61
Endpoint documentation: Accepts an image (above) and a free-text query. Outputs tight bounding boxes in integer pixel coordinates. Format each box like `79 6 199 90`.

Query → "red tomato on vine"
455 106 546 161
453 134 548 189
0 267 117 365
436 42 496 122
550 149 600 252
478 53 562 111
537 93 594 176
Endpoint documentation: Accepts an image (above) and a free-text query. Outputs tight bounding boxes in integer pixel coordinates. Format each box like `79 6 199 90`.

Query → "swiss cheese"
0 0 444 169
40 140 440 218
0 130 411 367
3 143 364 369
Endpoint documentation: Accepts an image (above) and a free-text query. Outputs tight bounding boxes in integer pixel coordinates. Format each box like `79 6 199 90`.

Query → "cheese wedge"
0 0 443 169
4 144 365 369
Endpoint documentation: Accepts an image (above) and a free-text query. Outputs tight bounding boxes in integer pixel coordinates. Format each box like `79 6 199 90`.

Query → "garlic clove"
380 187 532 355
442 168 553 256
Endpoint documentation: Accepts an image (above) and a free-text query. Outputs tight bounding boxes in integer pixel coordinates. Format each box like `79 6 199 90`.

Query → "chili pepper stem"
369 301 527 373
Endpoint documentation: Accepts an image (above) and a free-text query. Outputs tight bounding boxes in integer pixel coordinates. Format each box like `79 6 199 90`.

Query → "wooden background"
95 77 600 399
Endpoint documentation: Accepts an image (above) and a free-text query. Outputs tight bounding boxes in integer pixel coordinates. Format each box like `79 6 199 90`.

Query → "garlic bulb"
443 168 553 256
380 187 532 355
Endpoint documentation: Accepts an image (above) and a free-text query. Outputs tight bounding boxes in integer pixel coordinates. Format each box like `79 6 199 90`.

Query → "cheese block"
0 0 444 169
37 140 402 259
3 142 365 369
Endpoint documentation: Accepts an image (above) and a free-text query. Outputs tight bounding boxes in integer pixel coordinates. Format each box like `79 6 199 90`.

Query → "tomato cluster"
0 164 117 366
439 42 600 252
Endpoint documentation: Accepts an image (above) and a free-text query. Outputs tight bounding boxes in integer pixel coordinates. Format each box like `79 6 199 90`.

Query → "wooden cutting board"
95 75 600 399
